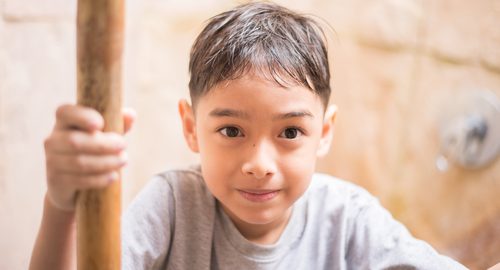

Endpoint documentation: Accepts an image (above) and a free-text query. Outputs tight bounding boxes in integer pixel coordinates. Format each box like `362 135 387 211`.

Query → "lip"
237 189 280 203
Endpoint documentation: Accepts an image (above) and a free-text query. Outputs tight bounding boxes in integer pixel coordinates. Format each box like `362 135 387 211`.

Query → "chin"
236 207 285 225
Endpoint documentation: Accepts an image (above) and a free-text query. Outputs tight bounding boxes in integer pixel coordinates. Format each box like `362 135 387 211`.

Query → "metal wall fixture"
437 90 500 171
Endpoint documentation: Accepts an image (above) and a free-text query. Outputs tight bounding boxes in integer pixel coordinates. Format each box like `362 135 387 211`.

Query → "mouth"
237 189 280 203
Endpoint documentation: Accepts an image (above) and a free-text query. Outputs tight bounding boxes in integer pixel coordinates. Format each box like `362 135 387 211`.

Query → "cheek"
282 157 315 181
281 164 313 204
197 135 240 196
200 158 228 200
285 137 321 168
199 140 239 175
278 136 320 193
279 150 316 192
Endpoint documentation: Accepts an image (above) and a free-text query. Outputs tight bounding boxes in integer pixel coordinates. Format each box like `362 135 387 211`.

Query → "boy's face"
179 74 336 239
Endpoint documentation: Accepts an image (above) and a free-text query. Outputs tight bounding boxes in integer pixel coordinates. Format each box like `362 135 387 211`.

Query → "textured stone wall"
315 1 500 269
0 0 499 269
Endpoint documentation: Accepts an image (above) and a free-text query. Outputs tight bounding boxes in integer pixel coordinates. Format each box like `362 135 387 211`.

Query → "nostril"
242 166 268 179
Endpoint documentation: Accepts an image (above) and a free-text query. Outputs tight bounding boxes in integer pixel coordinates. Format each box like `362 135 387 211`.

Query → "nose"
241 140 277 179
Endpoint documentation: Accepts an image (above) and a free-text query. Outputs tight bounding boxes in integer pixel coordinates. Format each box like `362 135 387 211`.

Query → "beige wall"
1 0 499 269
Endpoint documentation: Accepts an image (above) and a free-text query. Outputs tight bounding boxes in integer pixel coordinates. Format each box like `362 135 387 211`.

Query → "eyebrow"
209 108 250 119
273 110 314 120
208 108 314 120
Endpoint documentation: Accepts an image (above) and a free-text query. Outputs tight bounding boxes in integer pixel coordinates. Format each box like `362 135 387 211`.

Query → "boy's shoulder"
155 164 204 185
310 172 374 197
307 172 380 214
152 164 214 203
310 172 369 194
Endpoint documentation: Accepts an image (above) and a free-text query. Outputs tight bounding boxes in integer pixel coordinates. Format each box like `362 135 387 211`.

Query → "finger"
46 130 126 155
48 151 128 175
74 171 121 189
57 171 120 191
46 170 121 211
122 107 136 134
55 104 104 132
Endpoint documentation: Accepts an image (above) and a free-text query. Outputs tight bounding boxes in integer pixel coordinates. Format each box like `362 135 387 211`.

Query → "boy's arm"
29 105 135 270
29 195 76 270
346 193 468 269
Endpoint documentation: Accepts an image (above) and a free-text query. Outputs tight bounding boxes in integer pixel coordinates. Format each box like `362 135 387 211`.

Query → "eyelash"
218 126 244 138
279 126 305 139
217 126 305 139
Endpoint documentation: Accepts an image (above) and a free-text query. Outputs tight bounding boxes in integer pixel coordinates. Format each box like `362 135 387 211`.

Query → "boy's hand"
44 104 135 212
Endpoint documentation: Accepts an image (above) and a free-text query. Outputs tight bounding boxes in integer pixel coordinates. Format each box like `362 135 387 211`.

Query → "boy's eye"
279 127 302 139
219 126 243 137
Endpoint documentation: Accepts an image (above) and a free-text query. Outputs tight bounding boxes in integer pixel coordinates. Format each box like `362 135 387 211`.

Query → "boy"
30 2 468 269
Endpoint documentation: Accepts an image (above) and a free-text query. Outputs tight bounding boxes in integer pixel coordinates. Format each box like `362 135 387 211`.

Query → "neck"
223 206 293 245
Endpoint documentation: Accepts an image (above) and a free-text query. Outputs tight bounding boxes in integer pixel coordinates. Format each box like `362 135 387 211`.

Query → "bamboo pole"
76 0 124 269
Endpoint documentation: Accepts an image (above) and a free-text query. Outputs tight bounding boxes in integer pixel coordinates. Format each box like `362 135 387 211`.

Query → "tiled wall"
0 0 499 269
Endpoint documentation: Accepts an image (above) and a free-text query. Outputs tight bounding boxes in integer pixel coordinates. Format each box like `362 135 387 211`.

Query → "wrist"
46 188 78 213
44 194 76 224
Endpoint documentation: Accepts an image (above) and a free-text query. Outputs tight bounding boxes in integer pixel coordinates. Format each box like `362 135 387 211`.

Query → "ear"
316 104 337 157
178 99 199 153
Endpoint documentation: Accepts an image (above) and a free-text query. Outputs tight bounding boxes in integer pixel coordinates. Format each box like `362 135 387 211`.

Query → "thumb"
122 107 137 134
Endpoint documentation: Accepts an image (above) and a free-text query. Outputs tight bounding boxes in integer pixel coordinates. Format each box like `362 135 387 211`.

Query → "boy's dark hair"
188 2 331 108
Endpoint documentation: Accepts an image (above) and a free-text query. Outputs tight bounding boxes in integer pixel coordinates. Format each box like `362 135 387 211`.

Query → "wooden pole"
76 0 124 269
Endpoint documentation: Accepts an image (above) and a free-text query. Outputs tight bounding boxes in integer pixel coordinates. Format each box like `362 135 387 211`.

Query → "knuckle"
44 150 61 171
67 133 81 151
101 142 116 154
86 109 104 128
46 173 57 187
93 142 105 153
108 157 121 169
74 155 90 172
55 104 71 119
74 175 89 189
107 132 121 142
110 133 126 148
43 136 53 150
100 157 116 171
45 154 55 168
99 134 122 153
72 175 87 190
89 108 102 120
94 133 110 152
80 174 108 189
93 175 110 187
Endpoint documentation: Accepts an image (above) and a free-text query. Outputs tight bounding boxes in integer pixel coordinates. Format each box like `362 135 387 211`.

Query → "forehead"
196 74 324 115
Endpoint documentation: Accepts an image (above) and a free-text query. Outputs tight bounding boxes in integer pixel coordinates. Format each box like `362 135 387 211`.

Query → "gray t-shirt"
122 166 467 270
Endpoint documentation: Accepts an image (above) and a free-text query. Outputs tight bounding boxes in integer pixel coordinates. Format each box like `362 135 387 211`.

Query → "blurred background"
1 0 499 269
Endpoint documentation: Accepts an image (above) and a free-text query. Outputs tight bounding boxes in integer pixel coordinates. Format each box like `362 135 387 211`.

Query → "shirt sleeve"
122 176 175 270
345 194 468 270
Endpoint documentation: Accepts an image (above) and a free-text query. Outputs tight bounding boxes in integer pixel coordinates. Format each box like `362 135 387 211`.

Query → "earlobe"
178 99 199 153
317 104 337 157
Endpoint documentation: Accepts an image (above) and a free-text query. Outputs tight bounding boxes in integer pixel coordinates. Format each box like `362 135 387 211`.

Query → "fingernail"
110 133 126 150
119 151 128 164
108 172 119 182
90 119 104 131
116 142 126 150
127 108 137 120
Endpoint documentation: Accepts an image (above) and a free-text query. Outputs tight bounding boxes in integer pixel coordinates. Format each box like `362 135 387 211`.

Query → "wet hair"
188 1 331 108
